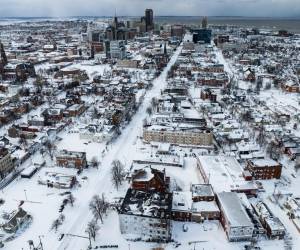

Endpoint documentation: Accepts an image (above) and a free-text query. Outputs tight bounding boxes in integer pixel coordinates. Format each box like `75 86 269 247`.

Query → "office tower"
145 9 154 32
0 42 7 66
202 16 208 29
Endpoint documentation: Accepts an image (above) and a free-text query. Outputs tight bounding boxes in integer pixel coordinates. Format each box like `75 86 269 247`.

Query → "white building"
110 40 126 60
217 192 254 242
119 189 172 242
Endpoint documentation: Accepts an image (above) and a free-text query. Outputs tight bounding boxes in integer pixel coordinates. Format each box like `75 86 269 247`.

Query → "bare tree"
266 141 281 161
19 135 28 148
58 214 65 222
146 106 152 116
89 194 109 223
68 193 75 207
151 97 158 111
86 220 100 241
256 126 265 147
91 156 99 168
111 160 125 190
45 139 54 159
51 219 62 232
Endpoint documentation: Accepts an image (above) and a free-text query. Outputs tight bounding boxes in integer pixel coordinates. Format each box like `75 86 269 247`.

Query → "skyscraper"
202 16 208 29
0 41 7 76
145 9 154 32
0 41 7 66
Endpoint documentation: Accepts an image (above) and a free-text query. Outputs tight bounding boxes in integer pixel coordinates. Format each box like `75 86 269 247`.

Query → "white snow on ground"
1 44 183 250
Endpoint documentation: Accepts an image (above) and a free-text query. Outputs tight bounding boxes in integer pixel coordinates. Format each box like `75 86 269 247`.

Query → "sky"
0 0 299 18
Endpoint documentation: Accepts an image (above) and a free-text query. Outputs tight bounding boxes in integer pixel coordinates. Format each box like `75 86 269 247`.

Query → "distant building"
145 9 154 32
105 15 136 41
192 28 212 44
217 192 254 242
106 40 126 60
202 17 208 29
15 63 36 81
171 25 185 40
0 41 8 76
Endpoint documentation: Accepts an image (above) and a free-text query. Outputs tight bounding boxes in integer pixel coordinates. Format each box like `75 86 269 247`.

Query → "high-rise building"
192 17 211 44
105 40 126 60
171 25 185 40
145 9 154 32
202 16 208 29
0 41 8 71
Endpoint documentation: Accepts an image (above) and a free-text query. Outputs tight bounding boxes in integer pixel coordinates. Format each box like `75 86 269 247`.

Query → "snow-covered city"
0 2 300 250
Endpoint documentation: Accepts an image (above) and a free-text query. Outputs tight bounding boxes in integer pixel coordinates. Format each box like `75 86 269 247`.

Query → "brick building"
246 159 282 180
56 150 87 169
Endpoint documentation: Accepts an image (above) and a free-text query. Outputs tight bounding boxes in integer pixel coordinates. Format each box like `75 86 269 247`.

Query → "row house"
172 191 220 222
251 201 286 239
63 104 86 117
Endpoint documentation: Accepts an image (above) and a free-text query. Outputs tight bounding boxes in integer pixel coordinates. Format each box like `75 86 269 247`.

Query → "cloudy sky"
0 0 299 18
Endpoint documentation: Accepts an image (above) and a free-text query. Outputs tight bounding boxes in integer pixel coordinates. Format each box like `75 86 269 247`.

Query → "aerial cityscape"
0 1 300 250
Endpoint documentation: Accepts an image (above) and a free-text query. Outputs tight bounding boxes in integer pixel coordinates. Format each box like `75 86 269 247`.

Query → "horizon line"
0 15 300 19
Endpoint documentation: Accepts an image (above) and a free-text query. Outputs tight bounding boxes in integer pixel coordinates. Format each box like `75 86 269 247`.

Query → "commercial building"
171 25 185 40
217 192 254 242
192 28 212 44
196 155 258 197
191 184 215 202
106 40 126 60
145 9 154 32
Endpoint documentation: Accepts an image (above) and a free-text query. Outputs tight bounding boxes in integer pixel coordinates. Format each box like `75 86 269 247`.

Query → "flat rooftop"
120 189 172 219
197 155 257 193
217 192 253 228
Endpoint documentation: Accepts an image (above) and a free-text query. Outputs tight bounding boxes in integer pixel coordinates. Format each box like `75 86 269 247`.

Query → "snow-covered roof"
217 192 253 228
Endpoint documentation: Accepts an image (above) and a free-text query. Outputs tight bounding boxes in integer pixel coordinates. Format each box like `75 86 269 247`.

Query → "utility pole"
24 189 28 201
88 232 92 249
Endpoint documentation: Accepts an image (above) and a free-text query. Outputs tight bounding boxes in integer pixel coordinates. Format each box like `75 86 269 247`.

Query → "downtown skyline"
0 0 299 18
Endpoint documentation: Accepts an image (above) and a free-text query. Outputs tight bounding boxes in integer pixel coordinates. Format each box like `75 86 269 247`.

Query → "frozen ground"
2 43 184 250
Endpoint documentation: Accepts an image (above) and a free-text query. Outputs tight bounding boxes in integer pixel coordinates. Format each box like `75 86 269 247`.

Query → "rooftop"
217 192 253 228
119 188 172 219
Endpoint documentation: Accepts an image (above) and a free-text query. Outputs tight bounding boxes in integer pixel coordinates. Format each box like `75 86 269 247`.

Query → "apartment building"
246 159 282 180
0 147 15 179
56 150 87 169
143 126 213 146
